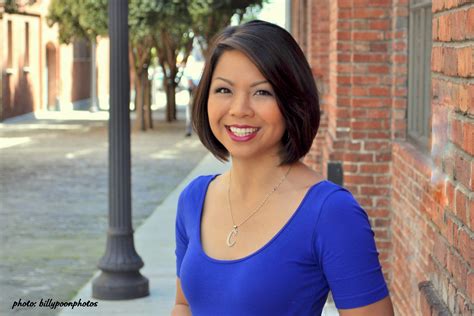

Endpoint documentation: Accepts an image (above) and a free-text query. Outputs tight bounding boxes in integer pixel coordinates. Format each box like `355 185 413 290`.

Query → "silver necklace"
226 166 292 247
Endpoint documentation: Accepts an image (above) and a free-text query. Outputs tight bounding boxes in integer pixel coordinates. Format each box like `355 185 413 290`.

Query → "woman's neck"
227 155 292 202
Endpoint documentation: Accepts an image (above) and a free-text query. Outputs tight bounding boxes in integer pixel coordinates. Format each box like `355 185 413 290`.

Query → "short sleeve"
313 189 389 309
175 189 189 277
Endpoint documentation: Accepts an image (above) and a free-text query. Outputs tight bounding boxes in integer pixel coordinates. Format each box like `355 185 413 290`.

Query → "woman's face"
207 50 286 162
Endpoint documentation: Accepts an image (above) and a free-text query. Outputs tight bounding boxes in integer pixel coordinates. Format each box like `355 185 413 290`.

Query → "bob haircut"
192 20 320 165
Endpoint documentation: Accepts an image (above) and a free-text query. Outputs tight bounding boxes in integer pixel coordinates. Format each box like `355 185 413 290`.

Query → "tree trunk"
90 40 98 111
145 78 153 129
165 82 177 122
133 71 144 131
133 68 153 131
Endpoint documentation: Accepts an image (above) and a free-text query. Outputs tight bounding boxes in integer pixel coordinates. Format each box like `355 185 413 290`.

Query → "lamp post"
92 0 149 300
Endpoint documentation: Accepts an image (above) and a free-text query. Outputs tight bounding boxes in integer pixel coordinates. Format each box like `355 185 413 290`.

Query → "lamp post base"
92 271 149 300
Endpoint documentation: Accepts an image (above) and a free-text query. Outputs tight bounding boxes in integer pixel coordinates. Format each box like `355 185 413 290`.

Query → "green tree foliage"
189 0 266 57
47 0 108 44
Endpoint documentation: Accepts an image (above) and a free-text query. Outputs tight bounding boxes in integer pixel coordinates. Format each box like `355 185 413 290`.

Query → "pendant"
226 225 238 247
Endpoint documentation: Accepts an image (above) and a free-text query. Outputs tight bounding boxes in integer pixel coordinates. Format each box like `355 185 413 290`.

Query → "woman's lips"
225 125 260 142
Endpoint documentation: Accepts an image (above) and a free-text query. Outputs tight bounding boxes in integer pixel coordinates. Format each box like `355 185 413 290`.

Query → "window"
7 20 13 68
73 39 91 61
25 22 30 67
407 0 432 150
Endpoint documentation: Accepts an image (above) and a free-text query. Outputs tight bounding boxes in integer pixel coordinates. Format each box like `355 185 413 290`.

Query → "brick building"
0 0 110 121
291 0 473 314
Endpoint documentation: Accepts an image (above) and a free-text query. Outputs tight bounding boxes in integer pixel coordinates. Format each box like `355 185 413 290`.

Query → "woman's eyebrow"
214 77 269 87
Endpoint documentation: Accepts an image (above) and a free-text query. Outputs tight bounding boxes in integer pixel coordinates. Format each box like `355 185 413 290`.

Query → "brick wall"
301 0 329 176
295 0 394 281
1 13 41 120
1 0 111 119
292 0 473 314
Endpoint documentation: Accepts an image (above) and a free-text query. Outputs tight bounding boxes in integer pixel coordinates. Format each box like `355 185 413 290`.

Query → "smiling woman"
172 20 394 316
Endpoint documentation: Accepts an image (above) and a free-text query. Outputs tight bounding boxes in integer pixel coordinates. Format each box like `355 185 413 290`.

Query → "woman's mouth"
225 125 260 142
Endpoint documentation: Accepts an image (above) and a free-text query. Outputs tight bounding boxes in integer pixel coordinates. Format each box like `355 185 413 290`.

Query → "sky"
257 0 287 29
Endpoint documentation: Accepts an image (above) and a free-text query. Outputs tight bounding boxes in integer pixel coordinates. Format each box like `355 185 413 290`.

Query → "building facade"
0 0 109 121
292 0 473 314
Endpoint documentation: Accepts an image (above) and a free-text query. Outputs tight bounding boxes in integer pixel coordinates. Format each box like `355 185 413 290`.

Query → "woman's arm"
338 296 394 316
171 278 191 316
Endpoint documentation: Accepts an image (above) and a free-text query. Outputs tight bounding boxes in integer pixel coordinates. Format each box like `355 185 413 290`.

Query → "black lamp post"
92 0 149 300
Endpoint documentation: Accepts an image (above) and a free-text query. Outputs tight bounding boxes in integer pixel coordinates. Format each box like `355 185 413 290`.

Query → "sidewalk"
57 153 338 316
58 153 229 316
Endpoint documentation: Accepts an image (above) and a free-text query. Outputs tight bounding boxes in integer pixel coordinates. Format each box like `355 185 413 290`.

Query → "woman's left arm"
339 296 394 316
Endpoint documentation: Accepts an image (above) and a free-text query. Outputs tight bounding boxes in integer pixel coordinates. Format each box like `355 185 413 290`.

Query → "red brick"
360 163 390 173
368 65 390 74
369 19 391 30
353 53 389 63
351 120 387 130
468 7 474 39
453 151 472 190
369 87 390 96
451 10 467 41
447 250 469 290
374 175 391 185
462 120 474 155
352 76 380 85
455 188 468 223
353 31 384 41
445 180 456 210
468 271 474 305
458 46 474 77
470 195 474 231
337 31 351 41
352 98 391 107
437 14 448 41
353 8 389 18
344 152 374 162
360 186 390 196
344 174 375 184
434 235 448 267
456 228 472 265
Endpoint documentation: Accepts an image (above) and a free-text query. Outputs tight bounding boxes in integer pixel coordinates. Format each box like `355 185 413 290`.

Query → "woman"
172 20 394 316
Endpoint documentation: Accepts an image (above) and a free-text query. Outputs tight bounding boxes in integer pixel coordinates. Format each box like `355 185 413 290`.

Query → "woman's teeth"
229 127 258 137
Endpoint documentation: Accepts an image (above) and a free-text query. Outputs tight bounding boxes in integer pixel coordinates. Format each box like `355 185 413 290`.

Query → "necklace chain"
226 165 292 247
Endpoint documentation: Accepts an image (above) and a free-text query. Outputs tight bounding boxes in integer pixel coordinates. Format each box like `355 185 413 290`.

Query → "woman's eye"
215 87 231 94
255 90 272 96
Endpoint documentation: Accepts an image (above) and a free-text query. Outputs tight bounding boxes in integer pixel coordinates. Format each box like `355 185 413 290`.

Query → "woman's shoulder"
179 174 219 200
313 183 369 230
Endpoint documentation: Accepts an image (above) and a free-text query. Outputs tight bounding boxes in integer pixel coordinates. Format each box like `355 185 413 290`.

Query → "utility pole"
92 0 149 300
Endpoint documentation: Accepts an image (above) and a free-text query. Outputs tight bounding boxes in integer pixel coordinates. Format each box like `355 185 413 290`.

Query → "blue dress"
175 175 389 315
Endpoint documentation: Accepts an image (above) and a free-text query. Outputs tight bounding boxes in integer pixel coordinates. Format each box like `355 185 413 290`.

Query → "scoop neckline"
197 174 326 264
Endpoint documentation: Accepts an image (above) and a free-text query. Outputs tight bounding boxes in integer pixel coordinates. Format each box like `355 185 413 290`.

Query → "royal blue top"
175 175 389 315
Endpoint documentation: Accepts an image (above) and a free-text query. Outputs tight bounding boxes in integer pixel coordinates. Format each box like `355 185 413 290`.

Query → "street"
0 111 208 316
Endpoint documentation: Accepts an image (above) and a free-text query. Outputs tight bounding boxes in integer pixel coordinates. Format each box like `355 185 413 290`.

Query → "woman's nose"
228 93 254 117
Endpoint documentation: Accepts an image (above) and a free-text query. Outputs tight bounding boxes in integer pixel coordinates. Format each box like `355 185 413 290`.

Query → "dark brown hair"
192 20 320 165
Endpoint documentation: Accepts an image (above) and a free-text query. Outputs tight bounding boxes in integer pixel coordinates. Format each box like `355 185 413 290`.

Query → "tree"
152 0 194 122
189 0 266 58
129 0 160 130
